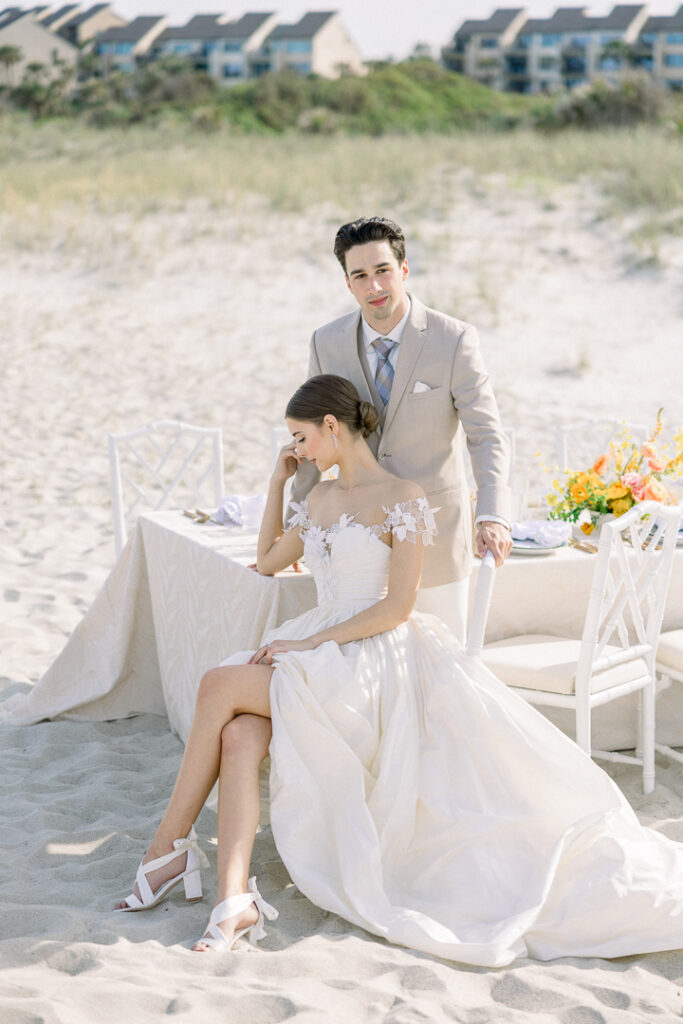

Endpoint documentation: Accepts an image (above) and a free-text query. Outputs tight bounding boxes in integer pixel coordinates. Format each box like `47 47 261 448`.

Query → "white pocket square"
412 380 434 394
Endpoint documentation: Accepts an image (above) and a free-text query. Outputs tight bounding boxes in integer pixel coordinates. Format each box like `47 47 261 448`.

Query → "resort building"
1 6 363 82
442 4 683 92
95 15 167 72
263 11 364 77
638 6 683 89
57 4 126 46
0 6 77 81
155 12 277 81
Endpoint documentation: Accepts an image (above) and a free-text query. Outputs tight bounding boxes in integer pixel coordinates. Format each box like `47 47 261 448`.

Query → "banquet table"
3 510 683 751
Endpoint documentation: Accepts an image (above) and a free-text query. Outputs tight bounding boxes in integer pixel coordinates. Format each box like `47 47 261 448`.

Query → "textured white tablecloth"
1 512 316 740
3 516 682 752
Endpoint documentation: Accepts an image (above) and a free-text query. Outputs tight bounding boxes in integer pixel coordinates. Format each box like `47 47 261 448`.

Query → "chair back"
575 501 681 697
109 420 224 555
466 550 497 657
555 419 647 472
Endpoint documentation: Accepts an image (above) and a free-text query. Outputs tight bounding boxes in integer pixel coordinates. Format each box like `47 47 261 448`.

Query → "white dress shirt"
361 300 411 378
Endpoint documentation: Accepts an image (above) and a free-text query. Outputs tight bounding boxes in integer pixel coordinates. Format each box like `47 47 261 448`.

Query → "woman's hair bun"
358 400 380 438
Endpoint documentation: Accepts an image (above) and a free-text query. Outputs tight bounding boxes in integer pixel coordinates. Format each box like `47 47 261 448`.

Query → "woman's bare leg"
117 664 272 908
193 713 272 951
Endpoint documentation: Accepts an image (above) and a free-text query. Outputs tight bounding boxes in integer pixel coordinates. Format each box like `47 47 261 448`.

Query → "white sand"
1 177 682 1022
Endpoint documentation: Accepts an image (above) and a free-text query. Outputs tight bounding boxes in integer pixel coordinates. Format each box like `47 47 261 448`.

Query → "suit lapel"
382 296 428 437
336 311 374 404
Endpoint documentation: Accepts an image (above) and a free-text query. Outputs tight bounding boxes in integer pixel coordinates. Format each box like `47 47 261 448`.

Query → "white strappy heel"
194 877 278 951
116 826 209 912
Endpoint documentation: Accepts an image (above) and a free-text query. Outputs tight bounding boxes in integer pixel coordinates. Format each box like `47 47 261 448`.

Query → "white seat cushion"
657 629 683 675
482 634 650 696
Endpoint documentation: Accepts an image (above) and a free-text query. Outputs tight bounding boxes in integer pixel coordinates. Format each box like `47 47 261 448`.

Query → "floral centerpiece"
546 412 683 535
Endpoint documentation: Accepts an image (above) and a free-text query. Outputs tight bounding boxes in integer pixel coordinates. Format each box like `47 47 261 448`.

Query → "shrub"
537 72 670 131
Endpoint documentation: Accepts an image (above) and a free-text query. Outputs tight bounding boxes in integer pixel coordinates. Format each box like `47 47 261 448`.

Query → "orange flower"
593 453 610 476
641 476 669 503
641 442 666 473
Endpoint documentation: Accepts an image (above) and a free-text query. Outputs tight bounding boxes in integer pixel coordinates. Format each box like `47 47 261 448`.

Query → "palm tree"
0 44 22 86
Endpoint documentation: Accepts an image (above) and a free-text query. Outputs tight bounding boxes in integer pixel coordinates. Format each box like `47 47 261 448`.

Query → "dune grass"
1 116 681 227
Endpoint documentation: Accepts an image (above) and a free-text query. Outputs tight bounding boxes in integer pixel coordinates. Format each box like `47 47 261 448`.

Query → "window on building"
665 54 683 66
639 33 656 44
539 55 557 69
286 39 312 53
172 43 193 54
665 33 683 44
114 42 132 54
599 57 621 70
224 41 242 52
223 62 243 76
564 56 587 73
541 33 562 47
517 34 531 49
479 37 498 49
569 35 590 47
668 79 683 89
632 56 653 69
506 56 527 73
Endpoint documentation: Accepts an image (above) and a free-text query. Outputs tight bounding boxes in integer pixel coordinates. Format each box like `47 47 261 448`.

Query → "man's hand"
475 521 512 567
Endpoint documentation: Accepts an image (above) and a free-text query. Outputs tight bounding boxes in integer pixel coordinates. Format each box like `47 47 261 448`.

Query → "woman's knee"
221 714 271 761
196 666 233 709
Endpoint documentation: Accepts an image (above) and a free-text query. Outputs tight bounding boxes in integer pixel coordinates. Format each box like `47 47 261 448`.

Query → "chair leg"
641 680 655 795
576 701 591 756
635 689 643 761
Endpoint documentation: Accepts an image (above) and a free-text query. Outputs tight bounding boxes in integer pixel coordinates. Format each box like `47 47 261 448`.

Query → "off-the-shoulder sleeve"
378 497 439 546
286 498 312 535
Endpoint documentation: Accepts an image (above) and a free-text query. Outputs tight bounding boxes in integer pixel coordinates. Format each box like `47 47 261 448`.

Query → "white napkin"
214 494 266 529
511 519 571 547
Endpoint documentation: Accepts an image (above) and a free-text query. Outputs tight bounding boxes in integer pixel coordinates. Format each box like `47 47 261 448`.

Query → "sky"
113 1 676 61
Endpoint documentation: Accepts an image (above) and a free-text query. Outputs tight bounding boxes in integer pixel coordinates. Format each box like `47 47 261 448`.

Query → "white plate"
511 539 566 556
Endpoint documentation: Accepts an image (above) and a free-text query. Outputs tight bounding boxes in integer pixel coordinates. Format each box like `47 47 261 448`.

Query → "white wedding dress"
220 498 683 967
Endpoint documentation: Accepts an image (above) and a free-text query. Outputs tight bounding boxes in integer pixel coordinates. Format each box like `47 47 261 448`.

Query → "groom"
291 216 512 642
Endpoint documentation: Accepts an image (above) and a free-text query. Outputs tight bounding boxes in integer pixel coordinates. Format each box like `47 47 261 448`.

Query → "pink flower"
621 472 645 501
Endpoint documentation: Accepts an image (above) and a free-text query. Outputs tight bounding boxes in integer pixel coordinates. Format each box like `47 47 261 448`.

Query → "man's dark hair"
333 217 406 273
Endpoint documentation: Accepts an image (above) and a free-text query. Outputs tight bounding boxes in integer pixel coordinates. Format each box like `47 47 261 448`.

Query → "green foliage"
536 72 671 131
216 59 539 134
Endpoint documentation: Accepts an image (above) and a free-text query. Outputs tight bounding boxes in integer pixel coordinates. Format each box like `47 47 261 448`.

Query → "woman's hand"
248 637 317 665
272 441 300 485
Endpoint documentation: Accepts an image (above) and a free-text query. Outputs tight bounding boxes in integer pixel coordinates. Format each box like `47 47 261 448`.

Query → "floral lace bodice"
286 497 438 606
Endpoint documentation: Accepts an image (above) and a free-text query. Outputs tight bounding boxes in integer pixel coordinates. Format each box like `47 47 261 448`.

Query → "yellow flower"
606 482 630 502
610 496 635 516
580 522 595 535
570 483 589 504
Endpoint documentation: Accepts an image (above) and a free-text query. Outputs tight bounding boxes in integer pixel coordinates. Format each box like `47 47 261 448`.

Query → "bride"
116 374 683 964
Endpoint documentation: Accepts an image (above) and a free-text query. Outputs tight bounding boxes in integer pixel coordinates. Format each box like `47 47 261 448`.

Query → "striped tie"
372 337 397 406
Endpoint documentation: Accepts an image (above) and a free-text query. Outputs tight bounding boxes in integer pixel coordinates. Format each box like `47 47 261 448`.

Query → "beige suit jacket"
290 294 511 586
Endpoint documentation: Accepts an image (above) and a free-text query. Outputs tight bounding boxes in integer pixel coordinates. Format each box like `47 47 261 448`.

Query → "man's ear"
345 275 352 292
401 259 409 280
